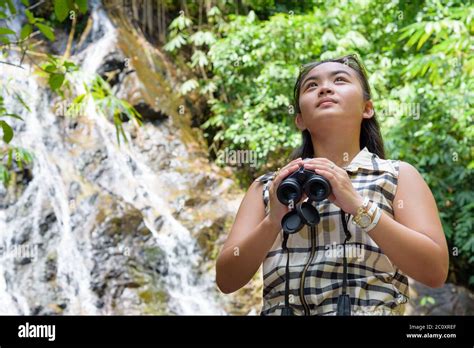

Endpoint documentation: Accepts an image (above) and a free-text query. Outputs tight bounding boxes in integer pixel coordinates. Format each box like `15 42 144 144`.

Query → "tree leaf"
36 23 55 41
14 93 31 112
75 0 88 13
48 73 65 90
191 50 209 68
180 79 199 94
25 10 35 24
20 23 32 40
0 120 14 144
7 148 13 167
405 29 424 48
0 113 23 121
63 60 78 72
0 164 11 185
417 31 432 50
6 0 16 15
54 0 70 22
163 34 187 52
73 94 86 104
0 27 16 35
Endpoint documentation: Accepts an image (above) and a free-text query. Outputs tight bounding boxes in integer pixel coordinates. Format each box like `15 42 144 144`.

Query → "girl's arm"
303 159 449 288
215 180 281 294
366 161 449 287
216 158 303 293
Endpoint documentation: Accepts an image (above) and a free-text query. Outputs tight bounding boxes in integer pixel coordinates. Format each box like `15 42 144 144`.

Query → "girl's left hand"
303 158 363 215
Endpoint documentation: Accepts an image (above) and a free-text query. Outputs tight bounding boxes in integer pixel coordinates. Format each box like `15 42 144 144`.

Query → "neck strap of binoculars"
337 209 352 316
282 232 292 314
281 210 352 316
340 210 352 293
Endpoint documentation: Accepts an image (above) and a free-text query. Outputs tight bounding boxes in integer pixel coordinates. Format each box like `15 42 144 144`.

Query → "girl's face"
296 62 374 132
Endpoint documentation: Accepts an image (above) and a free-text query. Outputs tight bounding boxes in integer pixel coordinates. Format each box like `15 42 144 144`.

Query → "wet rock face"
0 4 261 316
407 279 474 315
97 51 128 87
0 166 34 209
88 198 168 314
132 102 169 124
6 193 169 315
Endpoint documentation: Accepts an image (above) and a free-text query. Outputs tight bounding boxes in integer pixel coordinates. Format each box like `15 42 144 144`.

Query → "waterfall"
0 3 227 315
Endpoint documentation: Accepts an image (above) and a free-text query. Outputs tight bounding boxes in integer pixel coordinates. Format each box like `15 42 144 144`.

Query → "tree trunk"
198 0 202 29
142 0 147 32
161 0 166 43
147 0 153 35
156 0 160 41
132 0 138 23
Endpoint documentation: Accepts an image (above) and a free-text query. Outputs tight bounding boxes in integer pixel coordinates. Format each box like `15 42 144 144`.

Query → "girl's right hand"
267 157 305 229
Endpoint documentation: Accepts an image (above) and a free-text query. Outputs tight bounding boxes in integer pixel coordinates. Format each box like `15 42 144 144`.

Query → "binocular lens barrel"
276 166 332 234
277 167 331 205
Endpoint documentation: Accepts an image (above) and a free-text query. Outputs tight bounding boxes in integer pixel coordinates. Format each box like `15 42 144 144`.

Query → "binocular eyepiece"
276 166 332 234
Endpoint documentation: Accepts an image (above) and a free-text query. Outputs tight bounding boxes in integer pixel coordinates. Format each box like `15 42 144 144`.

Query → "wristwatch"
352 197 381 232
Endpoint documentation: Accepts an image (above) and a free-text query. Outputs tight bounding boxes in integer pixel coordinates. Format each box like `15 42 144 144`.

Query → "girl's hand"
267 158 305 228
303 158 363 215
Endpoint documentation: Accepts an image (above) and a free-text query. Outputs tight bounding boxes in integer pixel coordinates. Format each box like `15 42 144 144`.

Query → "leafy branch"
74 75 143 145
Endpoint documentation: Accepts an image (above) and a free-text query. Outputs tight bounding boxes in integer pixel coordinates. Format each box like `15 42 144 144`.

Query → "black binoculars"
276 166 332 234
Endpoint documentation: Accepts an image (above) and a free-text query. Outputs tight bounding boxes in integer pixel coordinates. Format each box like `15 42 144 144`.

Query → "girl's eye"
307 77 346 89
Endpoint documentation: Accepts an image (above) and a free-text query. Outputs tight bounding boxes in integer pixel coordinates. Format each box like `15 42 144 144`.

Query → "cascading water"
0 3 228 315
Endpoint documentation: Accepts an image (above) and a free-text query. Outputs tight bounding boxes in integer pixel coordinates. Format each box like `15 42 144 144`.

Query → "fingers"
284 157 303 169
311 166 335 178
276 158 303 177
303 158 340 170
304 157 333 164
303 159 335 169
271 158 303 191
272 163 301 188
304 161 345 178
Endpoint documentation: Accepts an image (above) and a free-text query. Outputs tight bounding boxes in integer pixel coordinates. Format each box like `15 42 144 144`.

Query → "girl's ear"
295 113 306 131
362 100 375 119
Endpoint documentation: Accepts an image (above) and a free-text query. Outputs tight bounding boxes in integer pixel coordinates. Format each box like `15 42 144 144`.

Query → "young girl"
216 54 449 316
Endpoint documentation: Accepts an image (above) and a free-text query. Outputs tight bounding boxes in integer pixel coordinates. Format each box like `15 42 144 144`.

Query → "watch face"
359 214 371 228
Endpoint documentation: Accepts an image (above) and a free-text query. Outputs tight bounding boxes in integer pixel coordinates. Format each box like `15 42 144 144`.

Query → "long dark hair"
289 53 386 160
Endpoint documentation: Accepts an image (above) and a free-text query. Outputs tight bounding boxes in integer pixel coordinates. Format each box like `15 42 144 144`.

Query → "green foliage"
53 0 88 22
204 5 373 166
0 145 33 185
0 120 13 143
0 0 137 188
75 76 143 145
39 56 79 95
0 86 34 186
380 1 473 287
0 95 23 145
420 295 436 306
23 8 56 41
165 0 473 287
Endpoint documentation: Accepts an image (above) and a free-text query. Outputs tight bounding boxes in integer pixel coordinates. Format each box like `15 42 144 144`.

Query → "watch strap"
364 205 382 233
352 197 370 226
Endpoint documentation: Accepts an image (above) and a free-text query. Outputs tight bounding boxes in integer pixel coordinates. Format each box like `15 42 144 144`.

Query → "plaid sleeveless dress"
256 147 410 315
